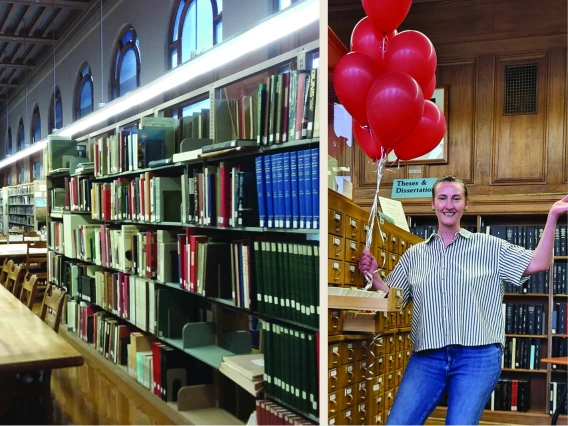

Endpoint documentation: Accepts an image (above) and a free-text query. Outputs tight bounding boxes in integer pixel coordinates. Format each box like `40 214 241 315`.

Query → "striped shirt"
385 228 534 352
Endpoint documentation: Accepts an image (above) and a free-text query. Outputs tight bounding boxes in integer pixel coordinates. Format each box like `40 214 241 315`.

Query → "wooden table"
540 357 568 425
0 285 83 415
0 244 47 259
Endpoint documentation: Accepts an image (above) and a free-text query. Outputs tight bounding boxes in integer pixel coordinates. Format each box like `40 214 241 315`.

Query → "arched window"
7 172 12 186
19 166 25 184
17 118 25 151
34 161 41 180
6 127 12 157
169 0 222 69
74 63 94 120
31 104 41 143
49 86 63 132
111 26 141 100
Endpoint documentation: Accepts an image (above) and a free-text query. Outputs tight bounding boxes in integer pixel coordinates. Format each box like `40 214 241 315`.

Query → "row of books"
549 382 568 415
503 303 547 335
8 206 34 215
254 240 319 328
552 263 567 294
551 302 567 335
263 321 318 417
66 299 212 402
92 118 176 177
255 149 319 230
551 337 567 364
505 270 550 295
255 68 319 146
441 379 532 412
91 174 182 223
255 399 315 425
409 225 477 239
181 164 257 227
180 108 210 141
502 337 543 370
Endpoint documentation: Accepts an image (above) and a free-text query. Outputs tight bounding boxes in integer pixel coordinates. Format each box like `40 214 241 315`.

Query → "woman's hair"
432 175 469 199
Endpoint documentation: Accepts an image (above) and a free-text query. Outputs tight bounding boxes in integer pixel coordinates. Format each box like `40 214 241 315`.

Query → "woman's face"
432 181 469 229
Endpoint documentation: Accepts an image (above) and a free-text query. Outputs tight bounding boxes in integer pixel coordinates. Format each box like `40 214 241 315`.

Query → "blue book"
255 156 267 227
290 152 299 229
264 155 274 228
303 149 313 229
282 152 292 228
310 148 319 229
274 153 284 228
298 150 306 229
270 154 279 227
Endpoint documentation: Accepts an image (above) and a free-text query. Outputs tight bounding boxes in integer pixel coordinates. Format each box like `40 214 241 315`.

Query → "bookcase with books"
327 189 423 425
408 214 567 424
7 180 47 233
0 186 7 234
46 18 321 425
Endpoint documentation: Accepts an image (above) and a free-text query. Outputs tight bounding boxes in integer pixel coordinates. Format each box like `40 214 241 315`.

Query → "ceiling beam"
0 60 33 69
0 33 54 44
0 0 89 10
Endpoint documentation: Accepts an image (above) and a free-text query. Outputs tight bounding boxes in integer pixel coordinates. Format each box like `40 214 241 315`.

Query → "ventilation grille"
504 64 537 115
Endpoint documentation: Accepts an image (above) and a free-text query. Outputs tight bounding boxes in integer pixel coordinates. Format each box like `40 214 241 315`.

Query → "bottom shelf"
430 406 567 425
59 327 244 425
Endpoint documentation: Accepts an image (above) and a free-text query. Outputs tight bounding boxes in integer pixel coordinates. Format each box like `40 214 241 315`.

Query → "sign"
391 178 437 199
378 197 410 232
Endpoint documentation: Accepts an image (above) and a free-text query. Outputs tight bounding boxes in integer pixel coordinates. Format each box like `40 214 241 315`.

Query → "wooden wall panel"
492 53 548 184
429 59 477 184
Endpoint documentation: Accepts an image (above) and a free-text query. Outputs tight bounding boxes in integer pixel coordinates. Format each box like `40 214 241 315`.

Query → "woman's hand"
358 249 390 292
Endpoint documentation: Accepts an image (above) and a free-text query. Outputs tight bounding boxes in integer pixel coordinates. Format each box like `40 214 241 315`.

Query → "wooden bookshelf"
430 406 567 425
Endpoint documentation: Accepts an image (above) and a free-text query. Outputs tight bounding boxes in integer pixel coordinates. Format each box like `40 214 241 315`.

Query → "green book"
253 241 264 314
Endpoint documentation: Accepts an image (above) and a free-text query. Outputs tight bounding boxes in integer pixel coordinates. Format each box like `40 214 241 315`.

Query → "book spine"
264 155 274 228
255 156 266 228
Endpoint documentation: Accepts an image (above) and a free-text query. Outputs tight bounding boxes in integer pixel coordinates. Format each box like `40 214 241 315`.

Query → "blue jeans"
386 344 502 425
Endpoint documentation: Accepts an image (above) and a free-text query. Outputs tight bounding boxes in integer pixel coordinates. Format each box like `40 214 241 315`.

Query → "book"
201 139 257 153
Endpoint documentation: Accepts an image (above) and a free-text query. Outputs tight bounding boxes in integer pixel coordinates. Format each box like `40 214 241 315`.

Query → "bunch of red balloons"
334 0 446 162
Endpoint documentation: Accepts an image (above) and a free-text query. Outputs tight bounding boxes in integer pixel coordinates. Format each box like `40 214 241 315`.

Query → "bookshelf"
6 181 47 233
0 186 7 234
409 213 567 424
46 20 320 426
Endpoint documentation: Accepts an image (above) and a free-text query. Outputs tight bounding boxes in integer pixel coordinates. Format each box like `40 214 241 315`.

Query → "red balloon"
334 52 382 126
394 100 446 161
353 120 383 161
384 30 437 91
386 29 398 41
423 74 436 100
366 72 424 149
350 17 387 70
362 0 412 34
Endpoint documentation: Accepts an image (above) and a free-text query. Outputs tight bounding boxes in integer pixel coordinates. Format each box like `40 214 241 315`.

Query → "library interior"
0 0 565 425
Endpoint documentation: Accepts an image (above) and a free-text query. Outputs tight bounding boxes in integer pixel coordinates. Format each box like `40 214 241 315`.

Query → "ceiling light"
0 139 47 170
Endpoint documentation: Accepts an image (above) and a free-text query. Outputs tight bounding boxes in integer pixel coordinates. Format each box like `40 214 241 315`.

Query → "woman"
358 175 568 425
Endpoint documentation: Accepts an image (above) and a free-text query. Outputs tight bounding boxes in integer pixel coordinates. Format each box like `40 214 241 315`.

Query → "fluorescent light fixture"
0 139 46 170
58 0 318 138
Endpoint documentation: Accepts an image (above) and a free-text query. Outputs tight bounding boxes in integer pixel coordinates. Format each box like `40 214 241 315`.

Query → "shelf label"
391 178 437 199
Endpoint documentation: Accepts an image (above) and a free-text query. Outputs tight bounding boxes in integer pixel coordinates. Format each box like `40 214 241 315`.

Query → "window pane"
34 118 40 143
81 65 90 77
173 0 185 42
279 0 292 10
122 29 133 45
119 48 138 95
55 100 63 129
80 81 93 118
171 51 178 68
34 161 41 180
216 0 222 13
215 21 222 44
19 167 24 184
196 0 213 53
181 1 197 63
182 98 209 117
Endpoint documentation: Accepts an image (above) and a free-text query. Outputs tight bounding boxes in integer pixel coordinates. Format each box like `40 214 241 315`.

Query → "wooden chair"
24 231 39 238
5 263 24 295
14 285 67 424
24 241 48 301
19 273 38 310
0 258 14 286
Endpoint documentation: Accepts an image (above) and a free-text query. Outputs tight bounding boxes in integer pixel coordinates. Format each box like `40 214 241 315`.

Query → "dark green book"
253 241 264 313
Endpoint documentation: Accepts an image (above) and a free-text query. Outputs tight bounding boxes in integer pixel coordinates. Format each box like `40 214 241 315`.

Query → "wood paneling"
334 0 568 213
492 53 548 184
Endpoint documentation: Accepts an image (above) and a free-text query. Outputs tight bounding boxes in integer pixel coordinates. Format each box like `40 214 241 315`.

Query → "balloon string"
364 148 388 290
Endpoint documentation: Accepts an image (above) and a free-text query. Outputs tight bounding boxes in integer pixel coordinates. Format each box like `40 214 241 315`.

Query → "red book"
188 234 208 293
295 70 309 140
218 162 230 227
177 234 187 290
145 231 157 279
512 379 518 411
151 342 163 396
139 176 145 221
281 72 290 143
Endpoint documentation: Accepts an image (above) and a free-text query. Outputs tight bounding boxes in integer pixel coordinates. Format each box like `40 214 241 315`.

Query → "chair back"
20 273 38 310
0 258 14 286
24 231 39 238
25 241 48 273
40 285 66 333
6 263 24 294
